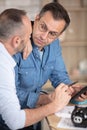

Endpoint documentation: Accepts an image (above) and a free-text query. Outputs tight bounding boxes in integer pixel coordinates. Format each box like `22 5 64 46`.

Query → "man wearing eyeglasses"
14 2 87 130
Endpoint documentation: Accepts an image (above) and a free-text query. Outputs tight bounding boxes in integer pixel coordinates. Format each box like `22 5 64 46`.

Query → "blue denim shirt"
14 38 72 108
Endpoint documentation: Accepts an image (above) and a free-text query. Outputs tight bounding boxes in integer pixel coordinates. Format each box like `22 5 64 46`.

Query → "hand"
77 91 87 101
23 40 32 60
71 84 87 101
51 83 72 112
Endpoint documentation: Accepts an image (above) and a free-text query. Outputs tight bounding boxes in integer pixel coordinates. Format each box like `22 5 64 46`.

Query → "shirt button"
25 72 28 74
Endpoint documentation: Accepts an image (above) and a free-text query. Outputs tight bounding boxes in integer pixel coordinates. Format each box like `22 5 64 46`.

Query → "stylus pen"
68 81 78 87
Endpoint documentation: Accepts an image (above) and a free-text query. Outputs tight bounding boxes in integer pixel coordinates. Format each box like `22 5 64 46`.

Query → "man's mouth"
36 38 45 45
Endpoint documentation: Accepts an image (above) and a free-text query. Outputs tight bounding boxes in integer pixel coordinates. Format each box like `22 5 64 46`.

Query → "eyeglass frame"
37 19 60 39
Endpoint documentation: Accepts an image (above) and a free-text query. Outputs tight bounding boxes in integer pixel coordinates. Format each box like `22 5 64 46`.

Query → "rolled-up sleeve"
49 40 72 87
0 89 26 130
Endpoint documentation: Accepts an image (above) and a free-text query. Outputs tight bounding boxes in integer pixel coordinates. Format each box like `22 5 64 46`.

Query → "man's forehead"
40 15 65 33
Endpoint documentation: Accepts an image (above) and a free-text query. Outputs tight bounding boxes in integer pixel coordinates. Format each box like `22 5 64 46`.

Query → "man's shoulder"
51 39 60 46
50 39 61 50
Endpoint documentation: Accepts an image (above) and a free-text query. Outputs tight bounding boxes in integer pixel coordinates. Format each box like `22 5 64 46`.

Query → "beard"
15 40 26 53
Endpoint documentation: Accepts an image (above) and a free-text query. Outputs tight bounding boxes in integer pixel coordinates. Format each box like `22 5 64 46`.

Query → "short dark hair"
0 8 26 40
39 2 70 33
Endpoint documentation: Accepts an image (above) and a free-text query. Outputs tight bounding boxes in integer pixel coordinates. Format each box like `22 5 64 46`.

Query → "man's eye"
50 32 57 36
40 24 46 30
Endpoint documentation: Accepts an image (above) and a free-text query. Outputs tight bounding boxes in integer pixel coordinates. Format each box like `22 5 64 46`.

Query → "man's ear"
12 36 21 49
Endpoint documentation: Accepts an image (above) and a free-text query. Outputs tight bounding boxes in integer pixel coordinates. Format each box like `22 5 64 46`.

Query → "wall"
57 0 87 81
0 0 42 20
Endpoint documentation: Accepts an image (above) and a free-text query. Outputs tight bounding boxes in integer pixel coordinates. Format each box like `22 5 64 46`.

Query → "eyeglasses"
38 20 59 39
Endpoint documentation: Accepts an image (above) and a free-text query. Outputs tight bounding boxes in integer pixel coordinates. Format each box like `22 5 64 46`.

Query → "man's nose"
41 31 49 39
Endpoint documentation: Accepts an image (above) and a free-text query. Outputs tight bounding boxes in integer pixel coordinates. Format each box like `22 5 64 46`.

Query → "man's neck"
3 42 15 56
39 47 44 51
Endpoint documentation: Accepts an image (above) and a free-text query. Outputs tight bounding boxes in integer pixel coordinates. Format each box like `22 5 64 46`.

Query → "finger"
69 87 75 93
80 93 87 99
67 88 74 95
76 96 85 101
23 45 32 59
23 51 27 59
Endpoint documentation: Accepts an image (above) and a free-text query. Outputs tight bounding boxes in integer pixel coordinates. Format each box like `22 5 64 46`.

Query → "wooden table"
42 113 77 130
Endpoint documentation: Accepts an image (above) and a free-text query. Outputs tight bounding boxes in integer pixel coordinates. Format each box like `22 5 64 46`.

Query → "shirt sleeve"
0 63 26 130
49 39 72 87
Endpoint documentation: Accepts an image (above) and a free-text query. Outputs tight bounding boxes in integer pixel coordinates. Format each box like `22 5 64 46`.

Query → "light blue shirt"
14 38 72 108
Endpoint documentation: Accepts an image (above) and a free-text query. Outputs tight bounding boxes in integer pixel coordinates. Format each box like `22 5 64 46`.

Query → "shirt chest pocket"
18 67 35 88
42 62 55 79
